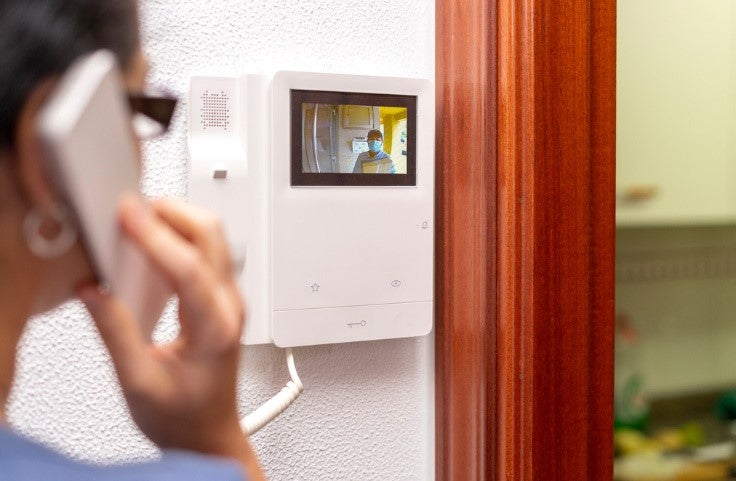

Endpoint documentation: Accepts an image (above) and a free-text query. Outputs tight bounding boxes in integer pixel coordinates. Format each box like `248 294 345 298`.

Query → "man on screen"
352 129 396 174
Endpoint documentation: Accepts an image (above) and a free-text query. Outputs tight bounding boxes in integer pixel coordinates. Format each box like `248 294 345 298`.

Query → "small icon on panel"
347 320 367 328
421 221 429 230
391 280 402 288
310 283 320 293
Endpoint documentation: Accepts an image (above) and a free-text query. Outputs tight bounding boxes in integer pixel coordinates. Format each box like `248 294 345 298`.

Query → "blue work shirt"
352 150 396 173
0 426 245 481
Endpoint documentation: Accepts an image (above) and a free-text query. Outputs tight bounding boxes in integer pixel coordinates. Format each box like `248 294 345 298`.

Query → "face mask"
368 140 383 153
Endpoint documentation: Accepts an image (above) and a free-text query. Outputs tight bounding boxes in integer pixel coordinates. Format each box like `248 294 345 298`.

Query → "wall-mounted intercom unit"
188 72 434 347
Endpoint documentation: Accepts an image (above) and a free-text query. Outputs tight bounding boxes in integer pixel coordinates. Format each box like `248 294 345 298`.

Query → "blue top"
352 150 396 173
0 427 245 481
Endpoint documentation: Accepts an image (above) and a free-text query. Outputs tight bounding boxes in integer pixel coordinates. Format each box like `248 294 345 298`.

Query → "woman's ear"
12 78 62 213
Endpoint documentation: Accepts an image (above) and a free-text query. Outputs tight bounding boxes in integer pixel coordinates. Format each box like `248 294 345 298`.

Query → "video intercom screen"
291 90 417 186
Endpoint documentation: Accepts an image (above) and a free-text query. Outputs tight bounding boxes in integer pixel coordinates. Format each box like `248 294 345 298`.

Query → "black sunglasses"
127 90 178 138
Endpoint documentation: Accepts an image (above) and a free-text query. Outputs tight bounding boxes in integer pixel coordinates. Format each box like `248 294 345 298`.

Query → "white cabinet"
617 0 736 226
341 105 378 129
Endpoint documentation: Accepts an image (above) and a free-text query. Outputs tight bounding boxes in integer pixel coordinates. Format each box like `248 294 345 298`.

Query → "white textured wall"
8 1 435 480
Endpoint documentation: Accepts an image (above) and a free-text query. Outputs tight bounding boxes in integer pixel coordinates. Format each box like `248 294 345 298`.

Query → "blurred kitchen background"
615 1 736 480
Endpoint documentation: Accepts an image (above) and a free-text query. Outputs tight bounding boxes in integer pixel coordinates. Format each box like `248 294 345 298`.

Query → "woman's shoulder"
0 427 245 481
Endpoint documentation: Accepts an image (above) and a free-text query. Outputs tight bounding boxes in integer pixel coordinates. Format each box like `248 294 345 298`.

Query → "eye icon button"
391 280 402 288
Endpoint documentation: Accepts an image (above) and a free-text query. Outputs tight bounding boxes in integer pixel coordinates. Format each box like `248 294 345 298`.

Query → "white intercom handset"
36 50 171 338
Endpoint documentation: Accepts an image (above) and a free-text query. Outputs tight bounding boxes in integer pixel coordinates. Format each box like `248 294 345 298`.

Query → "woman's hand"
78 195 265 481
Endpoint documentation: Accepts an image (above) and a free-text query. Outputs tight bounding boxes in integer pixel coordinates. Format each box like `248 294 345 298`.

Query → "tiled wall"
617 225 736 397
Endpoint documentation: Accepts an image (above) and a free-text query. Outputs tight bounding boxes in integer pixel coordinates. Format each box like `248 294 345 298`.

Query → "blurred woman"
0 1 265 480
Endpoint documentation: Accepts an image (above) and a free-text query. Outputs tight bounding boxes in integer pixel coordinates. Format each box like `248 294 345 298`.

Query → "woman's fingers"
151 198 245 338
117 195 243 346
150 198 232 280
118 195 219 321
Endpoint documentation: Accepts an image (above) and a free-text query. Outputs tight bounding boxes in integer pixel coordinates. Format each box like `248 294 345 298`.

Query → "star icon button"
310 283 320 293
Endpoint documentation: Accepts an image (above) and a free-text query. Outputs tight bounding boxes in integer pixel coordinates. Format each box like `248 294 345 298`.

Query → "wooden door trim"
435 0 497 479
435 0 616 479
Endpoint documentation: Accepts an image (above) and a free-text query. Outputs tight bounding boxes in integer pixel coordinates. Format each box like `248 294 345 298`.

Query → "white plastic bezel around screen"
271 71 435 347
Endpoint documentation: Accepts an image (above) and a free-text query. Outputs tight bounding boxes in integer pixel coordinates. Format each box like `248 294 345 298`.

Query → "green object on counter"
715 391 736 420
680 421 705 447
614 373 650 432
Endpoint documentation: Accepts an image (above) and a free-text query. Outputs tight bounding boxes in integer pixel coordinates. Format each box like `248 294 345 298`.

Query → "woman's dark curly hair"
0 0 139 148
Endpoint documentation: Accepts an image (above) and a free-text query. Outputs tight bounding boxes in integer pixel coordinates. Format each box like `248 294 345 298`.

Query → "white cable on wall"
240 348 303 436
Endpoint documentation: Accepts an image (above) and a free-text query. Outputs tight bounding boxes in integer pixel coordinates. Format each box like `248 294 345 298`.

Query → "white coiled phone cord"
240 348 303 436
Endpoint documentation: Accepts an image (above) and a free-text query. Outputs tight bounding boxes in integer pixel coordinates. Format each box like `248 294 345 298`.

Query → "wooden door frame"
435 0 616 480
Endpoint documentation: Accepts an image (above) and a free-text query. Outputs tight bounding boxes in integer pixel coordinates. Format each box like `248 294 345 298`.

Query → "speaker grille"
200 90 231 131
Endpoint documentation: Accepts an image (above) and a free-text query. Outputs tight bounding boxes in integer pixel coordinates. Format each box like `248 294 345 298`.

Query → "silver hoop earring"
23 205 78 259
